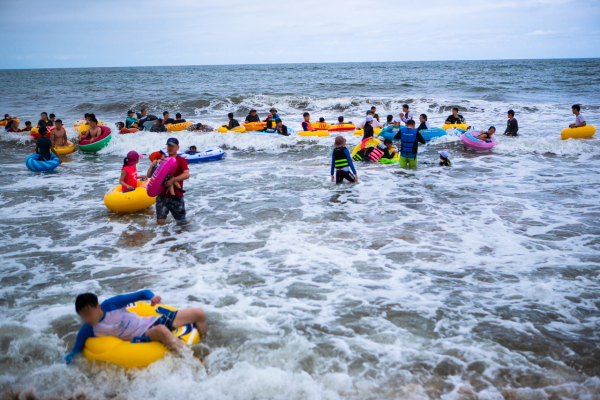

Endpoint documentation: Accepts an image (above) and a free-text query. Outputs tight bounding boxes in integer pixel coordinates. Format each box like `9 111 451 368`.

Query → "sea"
0 59 599 400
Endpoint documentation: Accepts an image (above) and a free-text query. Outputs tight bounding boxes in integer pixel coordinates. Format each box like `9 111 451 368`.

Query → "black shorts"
336 169 356 184
156 194 186 221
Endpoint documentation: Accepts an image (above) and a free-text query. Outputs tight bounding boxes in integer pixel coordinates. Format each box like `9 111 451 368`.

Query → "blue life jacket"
400 128 419 157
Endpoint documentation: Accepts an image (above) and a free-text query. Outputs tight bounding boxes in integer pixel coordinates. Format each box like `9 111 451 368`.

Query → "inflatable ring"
26 154 59 172
297 130 330 137
166 122 193 132
380 153 400 164
77 120 105 134
30 126 56 139
82 302 201 369
354 128 382 136
560 125 596 139
182 148 225 163
119 127 139 134
312 122 330 131
79 126 112 152
242 122 267 131
217 125 246 133
147 157 177 197
461 131 497 150
442 123 470 131
379 127 447 142
74 119 86 128
351 138 381 158
1 118 20 128
328 123 356 132
54 141 76 155
104 179 156 213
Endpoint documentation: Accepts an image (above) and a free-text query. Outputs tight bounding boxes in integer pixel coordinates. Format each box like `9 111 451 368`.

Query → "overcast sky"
1 0 599 69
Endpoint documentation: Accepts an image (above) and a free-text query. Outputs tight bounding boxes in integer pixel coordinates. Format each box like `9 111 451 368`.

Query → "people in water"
80 118 102 141
245 109 260 123
269 108 280 120
51 119 68 147
381 139 398 159
395 120 426 168
477 127 496 142
6 119 21 132
187 146 198 155
439 151 451 166
383 115 394 128
379 118 402 137
336 116 352 125
162 111 175 125
147 151 166 177
417 114 431 131
275 119 288 136
156 138 190 224
569 104 586 128
368 106 380 122
49 113 56 126
116 122 139 133
64 290 206 365
263 115 274 130
1 114 14 125
36 127 62 163
173 113 186 124
503 110 518 136
120 151 145 193
38 112 53 128
126 110 138 128
225 113 240 130
362 116 375 140
358 111 383 129
301 112 315 131
445 107 466 125
400 104 413 125
331 136 357 184
21 121 32 132
187 123 214 132
150 119 167 132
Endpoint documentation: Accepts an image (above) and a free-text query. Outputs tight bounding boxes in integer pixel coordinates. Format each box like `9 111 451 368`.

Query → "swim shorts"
156 194 186 221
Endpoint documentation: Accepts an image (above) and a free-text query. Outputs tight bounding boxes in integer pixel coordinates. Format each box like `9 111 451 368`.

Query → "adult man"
80 118 102 141
163 111 175 125
173 113 186 124
569 104 587 128
445 107 466 125
245 109 260 123
51 119 68 147
156 138 190 224
394 120 426 168
399 104 413 125
368 106 380 122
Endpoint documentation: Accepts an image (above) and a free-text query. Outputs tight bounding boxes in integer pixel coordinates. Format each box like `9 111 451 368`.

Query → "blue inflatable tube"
182 148 225 163
378 127 448 142
26 154 59 172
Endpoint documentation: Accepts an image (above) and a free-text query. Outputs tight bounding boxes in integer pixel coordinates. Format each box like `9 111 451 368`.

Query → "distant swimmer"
187 146 198 155
275 119 288 136
80 118 102 141
504 110 519 136
162 111 175 125
399 104 413 124
268 108 280 120
173 113 186 124
444 107 466 125
126 110 138 128
476 126 496 142
438 150 451 167
337 116 352 124
21 121 32 132
569 104 586 128
224 112 241 130
5 119 21 132
331 136 357 184
395 120 425 168
383 114 394 127
301 112 316 132
150 119 168 132
37 112 54 128
245 109 260 123
358 111 383 129
51 119 68 147
417 114 431 131
120 151 145 193
64 290 206 364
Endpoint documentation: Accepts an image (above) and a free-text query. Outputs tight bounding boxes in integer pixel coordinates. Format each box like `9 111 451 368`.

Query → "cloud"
529 30 558 35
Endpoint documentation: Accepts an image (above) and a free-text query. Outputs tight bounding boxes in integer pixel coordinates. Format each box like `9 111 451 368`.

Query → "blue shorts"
150 307 178 331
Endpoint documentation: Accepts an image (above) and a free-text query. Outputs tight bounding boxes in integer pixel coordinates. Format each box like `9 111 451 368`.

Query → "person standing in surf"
504 110 519 136
156 138 189 224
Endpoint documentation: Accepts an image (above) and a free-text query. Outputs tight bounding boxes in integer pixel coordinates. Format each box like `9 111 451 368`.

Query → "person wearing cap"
268 108 280 120
438 151 451 167
394 120 426 168
156 138 190 224
357 111 383 129
120 151 145 193
245 109 260 123
399 104 413 125
126 110 138 128
379 117 403 138
331 136 358 184
417 114 431 131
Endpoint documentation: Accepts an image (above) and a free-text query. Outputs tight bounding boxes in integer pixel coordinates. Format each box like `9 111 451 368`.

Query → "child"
269 108 280 120
400 104 413 124
331 136 357 184
337 116 352 124
147 151 166 176
417 114 430 131
383 115 394 128
51 119 68 147
3 114 15 131
21 121 32 132
126 110 138 128
6 119 20 132
319 117 326 123
369 106 379 122
397 120 426 168
187 146 198 155
64 290 206 364
379 118 402 138
120 151 145 193
36 127 62 163
504 110 519 136
264 115 274 130
569 104 586 128
439 151 451 166
477 126 496 142
275 119 288 136
381 139 398 159
301 112 315 131
225 113 240 130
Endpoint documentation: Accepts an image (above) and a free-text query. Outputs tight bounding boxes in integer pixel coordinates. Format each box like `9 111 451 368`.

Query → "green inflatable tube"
80 133 112 152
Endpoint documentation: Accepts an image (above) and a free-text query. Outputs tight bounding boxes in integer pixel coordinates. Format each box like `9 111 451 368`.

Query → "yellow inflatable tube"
166 122 193 132
54 141 76 155
78 121 105 134
1 118 20 127
83 302 200 369
351 138 381 158
297 130 330 137
560 125 596 139
312 122 330 130
442 123 470 131
217 125 246 133
354 128 382 136
242 122 267 131
103 179 156 213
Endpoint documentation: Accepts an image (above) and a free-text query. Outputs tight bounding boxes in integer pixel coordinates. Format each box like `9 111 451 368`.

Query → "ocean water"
0 59 599 400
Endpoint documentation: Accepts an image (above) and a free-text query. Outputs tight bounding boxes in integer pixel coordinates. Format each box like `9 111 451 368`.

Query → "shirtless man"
51 119 68 147
80 118 102 141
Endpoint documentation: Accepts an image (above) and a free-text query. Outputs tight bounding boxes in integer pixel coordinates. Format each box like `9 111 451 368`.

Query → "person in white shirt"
358 111 383 129
569 104 586 128
399 104 413 124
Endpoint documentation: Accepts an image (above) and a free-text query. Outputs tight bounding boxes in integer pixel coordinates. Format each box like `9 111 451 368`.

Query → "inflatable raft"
217 125 246 133
166 122 193 132
442 123 470 131
30 126 55 139
242 122 267 131
82 302 200 369
182 148 225 163
77 121 105 134
354 128 382 136
560 125 596 140
104 179 156 213
312 122 330 130
328 123 356 132
461 131 497 150
298 130 330 137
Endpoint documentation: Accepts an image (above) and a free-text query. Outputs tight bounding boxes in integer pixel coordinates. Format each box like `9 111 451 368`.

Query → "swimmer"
383 114 394 128
269 108 280 120
445 107 466 125
275 119 288 136
331 136 358 184
399 104 413 124
186 123 214 132
21 121 32 132
569 104 586 128
51 119 68 147
187 146 198 155
173 113 186 124
504 110 519 136
301 112 315 131
477 126 496 142
224 113 240 130
245 109 260 123
126 110 138 128
337 116 353 124
438 151 451 167
80 118 102 141
417 114 431 131
6 119 21 132
120 151 145 193
64 291 206 365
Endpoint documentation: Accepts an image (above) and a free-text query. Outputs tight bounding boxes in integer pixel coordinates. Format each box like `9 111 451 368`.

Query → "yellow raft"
166 122 193 132
77 121 105 134
83 302 200 369
103 179 156 213
298 130 330 137
54 141 76 155
312 122 330 130
560 125 596 140
242 122 267 131
442 123 470 131
217 125 246 133
354 128 382 136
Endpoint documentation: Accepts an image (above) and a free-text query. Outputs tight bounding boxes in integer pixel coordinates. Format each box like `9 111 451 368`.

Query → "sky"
1 0 599 69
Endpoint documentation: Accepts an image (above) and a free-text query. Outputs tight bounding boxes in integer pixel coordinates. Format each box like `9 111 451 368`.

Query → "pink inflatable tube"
146 157 177 197
461 131 497 150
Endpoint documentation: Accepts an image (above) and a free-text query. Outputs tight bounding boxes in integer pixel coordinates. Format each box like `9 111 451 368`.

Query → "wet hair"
452 107 459 112
406 120 416 127
157 118 163 124
275 118 282 124
176 113 181 118
489 126 496 132
41 112 48 117
25 121 31 126
572 104 580 111
128 110 134 115
84 113 90 118
303 112 310 117
420 114 427 121
89 117 98 124
39 126 48 135
89 113 96 119
228 112 234 118
163 111 169 116
319 117 325 122
55 119 62 124
4 114 8 118
402 104 409 110
75 293 99 313
49 113 55 118
123 157 129 167
384 139 392 145
116 122 125 129
508 110 515 116
387 115 393 122
338 116 344 123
